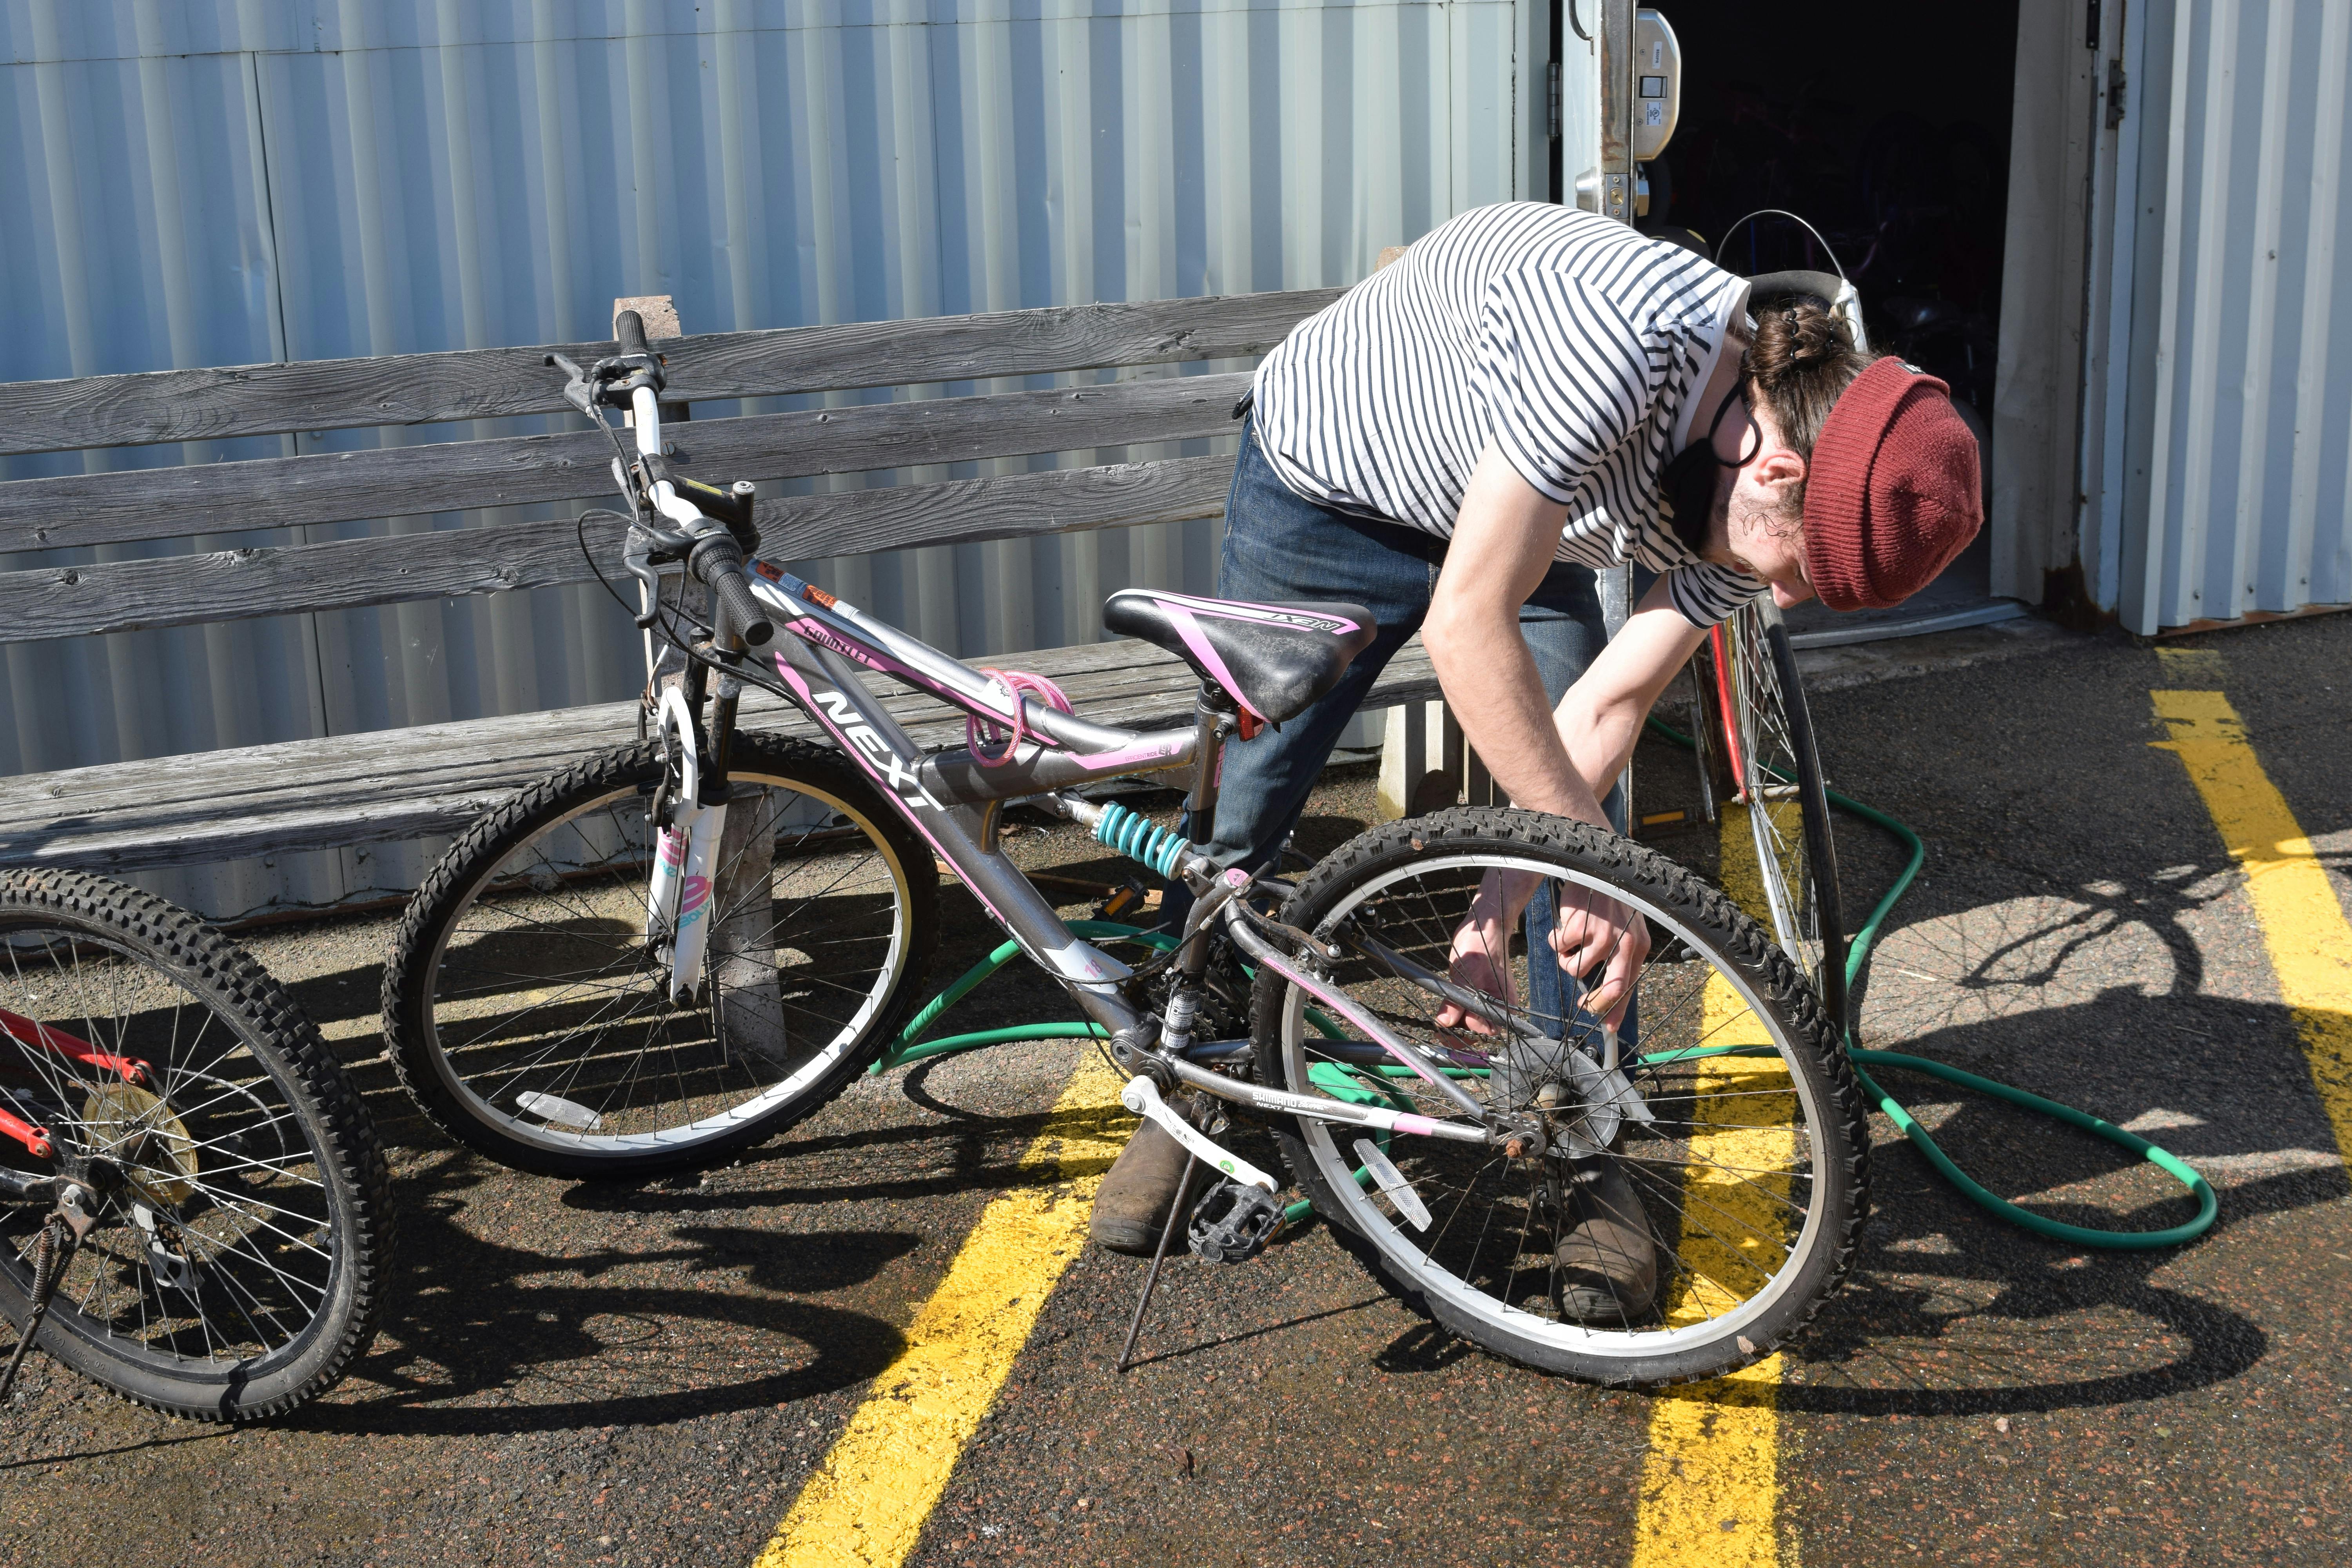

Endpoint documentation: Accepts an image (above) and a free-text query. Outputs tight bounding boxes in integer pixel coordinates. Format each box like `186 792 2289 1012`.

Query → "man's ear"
1753 444 1808 495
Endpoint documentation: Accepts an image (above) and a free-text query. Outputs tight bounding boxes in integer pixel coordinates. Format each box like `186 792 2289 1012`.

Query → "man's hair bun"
1740 294 1876 503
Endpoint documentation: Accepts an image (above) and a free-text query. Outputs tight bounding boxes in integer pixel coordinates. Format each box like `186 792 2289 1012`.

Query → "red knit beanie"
1802 358 1983 612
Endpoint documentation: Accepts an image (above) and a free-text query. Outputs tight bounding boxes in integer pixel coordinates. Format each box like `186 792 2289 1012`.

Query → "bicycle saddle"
1103 590 1375 724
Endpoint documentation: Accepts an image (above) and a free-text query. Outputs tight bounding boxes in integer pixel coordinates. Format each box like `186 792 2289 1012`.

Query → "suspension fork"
644 644 746 1006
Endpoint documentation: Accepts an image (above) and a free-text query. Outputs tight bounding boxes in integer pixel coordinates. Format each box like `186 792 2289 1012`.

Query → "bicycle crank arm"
1158 1056 1495 1146
1120 1076 1277 1192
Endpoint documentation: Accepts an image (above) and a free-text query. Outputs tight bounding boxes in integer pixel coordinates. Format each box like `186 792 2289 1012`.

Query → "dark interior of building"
1587 0 2027 625
1637 0 2021 422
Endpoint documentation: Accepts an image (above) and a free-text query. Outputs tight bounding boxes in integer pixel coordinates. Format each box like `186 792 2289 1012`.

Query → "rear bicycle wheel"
0 871 389 1420
1252 809 1868 1386
1723 599 1849 1033
381 730 936 1178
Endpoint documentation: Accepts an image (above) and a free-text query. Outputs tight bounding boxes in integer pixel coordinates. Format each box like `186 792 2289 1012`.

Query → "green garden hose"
1643 715 2216 1249
866 919 1171 1074
870 748 2217 1249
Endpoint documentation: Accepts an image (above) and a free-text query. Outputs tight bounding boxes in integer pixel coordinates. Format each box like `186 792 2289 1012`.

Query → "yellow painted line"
1630 801 1785 1568
752 1053 1131 1568
2150 690 2352 1158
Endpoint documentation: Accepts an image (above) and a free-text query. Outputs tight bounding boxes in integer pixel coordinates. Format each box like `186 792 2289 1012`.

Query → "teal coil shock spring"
1093 801 1192 879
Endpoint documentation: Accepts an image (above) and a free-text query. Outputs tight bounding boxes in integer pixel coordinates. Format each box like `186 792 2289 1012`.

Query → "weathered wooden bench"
0 287 1450 893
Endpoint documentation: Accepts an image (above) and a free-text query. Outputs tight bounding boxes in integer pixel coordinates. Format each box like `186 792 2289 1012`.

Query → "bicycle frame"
746 563 1200 1039
611 394 1514 1165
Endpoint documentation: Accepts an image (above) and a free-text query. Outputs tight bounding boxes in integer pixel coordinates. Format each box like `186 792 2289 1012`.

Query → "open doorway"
1641 2 2025 643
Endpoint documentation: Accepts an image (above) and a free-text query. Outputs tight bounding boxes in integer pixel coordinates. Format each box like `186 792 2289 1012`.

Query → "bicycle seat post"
1184 688 1229 857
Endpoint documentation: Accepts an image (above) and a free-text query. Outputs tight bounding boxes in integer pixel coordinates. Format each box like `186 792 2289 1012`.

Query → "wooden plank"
0 638 1438 873
0 512 641 642
751 452 1236 564
0 456 1238 643
0 373 1249 556
0 290 1334 457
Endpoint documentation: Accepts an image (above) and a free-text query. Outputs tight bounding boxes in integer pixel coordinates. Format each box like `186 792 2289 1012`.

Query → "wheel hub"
79 1082 198 1208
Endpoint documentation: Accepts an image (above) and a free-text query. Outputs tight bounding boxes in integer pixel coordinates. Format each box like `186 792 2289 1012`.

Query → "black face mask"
1660 382 1759 554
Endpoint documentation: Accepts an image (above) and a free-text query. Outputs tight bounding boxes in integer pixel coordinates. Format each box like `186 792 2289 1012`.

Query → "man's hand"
1434 869 1537 1035
1546 880 1648 1029
1433 871 1648 1035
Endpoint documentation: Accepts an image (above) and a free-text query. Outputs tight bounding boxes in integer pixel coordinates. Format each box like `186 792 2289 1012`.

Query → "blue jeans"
1184 419 1630 1044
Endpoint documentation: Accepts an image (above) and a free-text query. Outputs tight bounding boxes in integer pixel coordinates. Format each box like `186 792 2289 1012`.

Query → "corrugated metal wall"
2085 0 2352 634
0 0 1532 918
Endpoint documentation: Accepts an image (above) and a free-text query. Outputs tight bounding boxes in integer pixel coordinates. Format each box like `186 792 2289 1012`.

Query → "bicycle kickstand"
1114 1154 1201 1374
0 1190 96 1404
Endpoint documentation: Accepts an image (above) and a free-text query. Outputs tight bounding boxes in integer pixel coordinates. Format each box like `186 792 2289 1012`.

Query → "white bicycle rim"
421 773 912 1157
1279 850 1834 1362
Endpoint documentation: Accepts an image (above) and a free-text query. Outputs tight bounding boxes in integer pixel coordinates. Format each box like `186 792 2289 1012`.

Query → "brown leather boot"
1553 1158 1660 1324
1088 1118 1195 1255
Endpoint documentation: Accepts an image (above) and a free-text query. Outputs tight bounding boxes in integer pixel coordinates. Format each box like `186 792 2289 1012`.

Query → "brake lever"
621 547 664 628
622 521 697 630
544 352 601 419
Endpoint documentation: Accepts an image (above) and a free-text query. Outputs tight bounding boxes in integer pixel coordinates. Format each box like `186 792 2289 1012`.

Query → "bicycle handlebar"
688 534 774 648
561 318 769 648
615 309 652 358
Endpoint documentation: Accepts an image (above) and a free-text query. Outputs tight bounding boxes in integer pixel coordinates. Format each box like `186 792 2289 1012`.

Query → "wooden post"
709 781 791 1067
1377 699 1462 820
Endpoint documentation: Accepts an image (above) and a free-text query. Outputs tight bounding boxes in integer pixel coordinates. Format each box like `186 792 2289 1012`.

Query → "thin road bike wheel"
0 871 389 1420
1723 599 1849 1034
1252 809 1868 1387
382 731 937 1178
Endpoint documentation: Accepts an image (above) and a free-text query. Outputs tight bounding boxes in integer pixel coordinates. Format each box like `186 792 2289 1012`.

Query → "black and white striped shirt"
1251 203 1761 627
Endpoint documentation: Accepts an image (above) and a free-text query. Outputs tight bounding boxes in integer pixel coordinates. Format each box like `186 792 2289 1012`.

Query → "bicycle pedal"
1186 1179 1283 1265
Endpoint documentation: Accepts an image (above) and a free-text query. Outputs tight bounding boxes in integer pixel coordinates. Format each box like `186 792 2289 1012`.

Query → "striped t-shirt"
1250 203 1762 627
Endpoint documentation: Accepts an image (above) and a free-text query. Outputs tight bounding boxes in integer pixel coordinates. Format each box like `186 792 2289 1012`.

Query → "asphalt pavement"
4 611 2348 1568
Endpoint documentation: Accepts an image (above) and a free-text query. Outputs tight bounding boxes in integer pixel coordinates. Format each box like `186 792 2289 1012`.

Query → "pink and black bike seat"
1103 590 1376 724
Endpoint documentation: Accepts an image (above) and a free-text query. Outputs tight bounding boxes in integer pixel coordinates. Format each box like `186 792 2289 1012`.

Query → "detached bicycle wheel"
0 871 389 1420
1252 809 1867 1387
1722 599 1849 1033
382 731 936 1179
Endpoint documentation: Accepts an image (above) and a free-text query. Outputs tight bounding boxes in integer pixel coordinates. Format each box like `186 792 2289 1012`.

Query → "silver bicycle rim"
1730 604 1821 980
1279 850 1832 1361
421 772 913 1157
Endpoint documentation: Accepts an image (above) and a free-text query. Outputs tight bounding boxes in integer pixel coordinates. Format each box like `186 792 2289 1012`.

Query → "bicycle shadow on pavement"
282 1148 918 1439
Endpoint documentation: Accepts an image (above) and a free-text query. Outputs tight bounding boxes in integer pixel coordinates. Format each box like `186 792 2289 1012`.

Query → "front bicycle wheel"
381 731 937 1178
1252 809 1867 1386
1723 599 1849 1033
0 871 390 1420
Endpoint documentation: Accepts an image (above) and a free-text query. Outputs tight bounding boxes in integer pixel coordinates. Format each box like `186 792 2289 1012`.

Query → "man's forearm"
1556 689 1645 809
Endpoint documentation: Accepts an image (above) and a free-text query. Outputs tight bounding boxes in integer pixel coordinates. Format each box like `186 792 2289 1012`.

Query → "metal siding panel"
0 0 1526 916
2308 2 2352 608
2110 0 2352 634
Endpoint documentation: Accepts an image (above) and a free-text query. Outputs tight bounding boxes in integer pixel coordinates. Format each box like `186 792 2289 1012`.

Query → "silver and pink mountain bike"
378 313 1867 1386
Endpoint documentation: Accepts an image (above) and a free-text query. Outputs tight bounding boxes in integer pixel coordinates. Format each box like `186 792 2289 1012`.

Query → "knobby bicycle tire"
0 870 391 1421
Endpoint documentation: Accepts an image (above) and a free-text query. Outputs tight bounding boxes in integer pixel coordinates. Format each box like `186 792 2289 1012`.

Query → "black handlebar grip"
712 569 775 649
615 310 652 357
